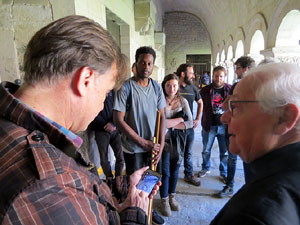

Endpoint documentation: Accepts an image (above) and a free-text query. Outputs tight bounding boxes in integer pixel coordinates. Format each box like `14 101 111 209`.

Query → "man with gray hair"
211 62 300 225
0 15 158 224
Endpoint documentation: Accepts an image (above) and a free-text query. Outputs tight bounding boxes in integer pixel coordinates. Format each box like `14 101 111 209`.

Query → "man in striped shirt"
0 15 157 225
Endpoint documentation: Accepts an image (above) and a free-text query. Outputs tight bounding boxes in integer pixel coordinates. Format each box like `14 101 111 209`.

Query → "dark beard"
184 75 192 85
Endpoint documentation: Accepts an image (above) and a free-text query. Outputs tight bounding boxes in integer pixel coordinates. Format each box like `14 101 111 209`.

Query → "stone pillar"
154 32 166 83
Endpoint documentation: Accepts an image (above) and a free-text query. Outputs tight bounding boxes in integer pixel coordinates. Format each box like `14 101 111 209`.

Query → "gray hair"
245 63 300 130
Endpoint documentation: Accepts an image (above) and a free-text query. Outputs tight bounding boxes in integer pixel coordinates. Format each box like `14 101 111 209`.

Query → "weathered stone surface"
14 0 48 5
0 5 13 28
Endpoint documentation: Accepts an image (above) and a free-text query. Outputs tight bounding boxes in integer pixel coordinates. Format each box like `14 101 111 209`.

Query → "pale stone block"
0 5 13 29
13 4 52 22
50 0 75 20
14 0 48 5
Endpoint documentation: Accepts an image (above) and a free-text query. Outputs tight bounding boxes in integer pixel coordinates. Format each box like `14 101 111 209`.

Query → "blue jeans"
184 128 195 178
225 127 237 188
160 151 180 198
201 125 228 177
227 152 237 187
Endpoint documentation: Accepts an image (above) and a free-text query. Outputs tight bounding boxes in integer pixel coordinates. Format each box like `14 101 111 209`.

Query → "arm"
174 98 193 129
113 110 154 151
166 117 184 128
194 98 203 128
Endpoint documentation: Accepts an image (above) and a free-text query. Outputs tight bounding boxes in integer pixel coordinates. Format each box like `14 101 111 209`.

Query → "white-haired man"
211 63 300 225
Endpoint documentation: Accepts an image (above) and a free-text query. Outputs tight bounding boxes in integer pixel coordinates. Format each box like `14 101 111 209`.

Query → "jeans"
225 127 237 188
94 130 125 177
123 152 151 175
184 128 195 178
227 152 237 187
160 151 180 198
201 125 228 177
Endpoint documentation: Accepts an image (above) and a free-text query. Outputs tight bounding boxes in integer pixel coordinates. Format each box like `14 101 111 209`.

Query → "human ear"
72 66 95 97
274 104 299 135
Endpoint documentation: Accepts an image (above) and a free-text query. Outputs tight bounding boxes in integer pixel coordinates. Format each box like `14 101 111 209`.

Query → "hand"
151 145 162 166
104 122 116 133
193 119 200 128
115 184 149 214
141 139 155 152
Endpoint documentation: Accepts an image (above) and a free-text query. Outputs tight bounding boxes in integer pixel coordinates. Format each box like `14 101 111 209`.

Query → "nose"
221 110 231 124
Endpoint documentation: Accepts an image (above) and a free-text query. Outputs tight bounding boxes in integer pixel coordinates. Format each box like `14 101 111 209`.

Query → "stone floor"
152 113 245 225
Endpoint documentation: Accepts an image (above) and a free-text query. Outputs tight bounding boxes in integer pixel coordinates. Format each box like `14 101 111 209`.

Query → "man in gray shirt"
114 46 166 224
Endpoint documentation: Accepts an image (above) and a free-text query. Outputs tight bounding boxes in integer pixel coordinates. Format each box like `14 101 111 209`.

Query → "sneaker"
196 169 211 178
219 175 227 184
184 175 201 186
217 186 233 198
169 194 180 211
152 210 165 225
160 198 171 217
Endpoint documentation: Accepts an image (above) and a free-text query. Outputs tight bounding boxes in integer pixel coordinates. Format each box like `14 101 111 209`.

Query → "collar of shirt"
0 82 94 166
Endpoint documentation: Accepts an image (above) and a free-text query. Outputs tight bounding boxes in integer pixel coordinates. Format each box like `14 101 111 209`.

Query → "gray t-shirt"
113 77 166 153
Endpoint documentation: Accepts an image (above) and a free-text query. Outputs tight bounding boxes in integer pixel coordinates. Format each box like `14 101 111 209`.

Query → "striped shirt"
0 82 147 225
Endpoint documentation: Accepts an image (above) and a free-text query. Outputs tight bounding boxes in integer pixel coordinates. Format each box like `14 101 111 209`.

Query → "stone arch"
276 9 300 47
233 27 245 58
225 35 233 59
244 13 268 55
266 0 300 48
215 52 220 65
249 30 265 61
235 40 244 58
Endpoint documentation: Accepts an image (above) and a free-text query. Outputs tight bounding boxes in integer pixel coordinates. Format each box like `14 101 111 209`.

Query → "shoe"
160 198 171 217
152 210 165 225
196 169 211 178
184 175 201 186
219 175 227 184
169 194 180 211
217 186 233 198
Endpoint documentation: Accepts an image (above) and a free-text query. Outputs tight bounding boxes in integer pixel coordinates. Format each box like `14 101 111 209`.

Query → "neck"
179 79 186 87
14 82 71 129
134 76 149 87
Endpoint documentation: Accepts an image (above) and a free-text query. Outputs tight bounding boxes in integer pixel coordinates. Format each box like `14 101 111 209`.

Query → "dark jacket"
210 142 300 225
200 83 231 131
89 90 115 131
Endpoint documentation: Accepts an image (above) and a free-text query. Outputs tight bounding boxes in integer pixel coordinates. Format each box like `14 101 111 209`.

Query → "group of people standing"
2 15 300 225
89 41 259 222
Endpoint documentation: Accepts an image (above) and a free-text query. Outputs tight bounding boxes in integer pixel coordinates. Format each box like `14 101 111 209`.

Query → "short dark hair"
24 15 126 86
235 56 255 69
176 63 193 77
135 46 156 63
213 66 226 75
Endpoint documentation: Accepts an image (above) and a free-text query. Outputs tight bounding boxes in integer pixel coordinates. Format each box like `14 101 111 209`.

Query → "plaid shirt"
0 82 147 225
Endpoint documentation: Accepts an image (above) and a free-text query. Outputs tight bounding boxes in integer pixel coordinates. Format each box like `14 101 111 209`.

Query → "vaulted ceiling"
153 0 276 47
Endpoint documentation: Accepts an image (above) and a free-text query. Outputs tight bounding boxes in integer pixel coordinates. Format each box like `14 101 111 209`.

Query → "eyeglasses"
228 99 259 116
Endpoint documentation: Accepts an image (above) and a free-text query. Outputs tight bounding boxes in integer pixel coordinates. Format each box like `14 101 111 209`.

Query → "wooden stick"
148 110 161 224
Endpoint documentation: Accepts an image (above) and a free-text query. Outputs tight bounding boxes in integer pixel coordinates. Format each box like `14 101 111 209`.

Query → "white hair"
245 62 300 130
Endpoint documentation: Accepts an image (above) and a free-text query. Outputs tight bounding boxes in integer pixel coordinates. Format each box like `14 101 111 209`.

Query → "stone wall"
164 12 211 74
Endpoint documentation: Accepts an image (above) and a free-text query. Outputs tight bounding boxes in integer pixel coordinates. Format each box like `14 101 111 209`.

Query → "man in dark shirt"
197 66 231 183
89 90 125 178
176 63 203 186
211 62 300 225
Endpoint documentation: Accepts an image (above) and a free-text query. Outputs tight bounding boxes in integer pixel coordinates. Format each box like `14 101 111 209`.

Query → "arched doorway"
249 30 264 62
